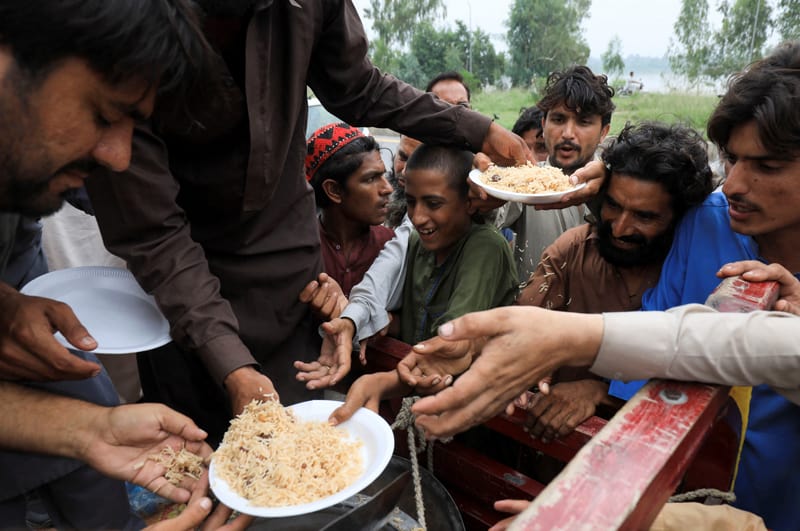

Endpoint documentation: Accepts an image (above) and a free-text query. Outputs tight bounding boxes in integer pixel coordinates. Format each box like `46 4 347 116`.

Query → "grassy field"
471 87 720 137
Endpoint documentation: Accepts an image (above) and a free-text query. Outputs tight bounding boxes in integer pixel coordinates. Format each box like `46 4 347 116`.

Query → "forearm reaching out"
0 382 212 503
409 307 603 438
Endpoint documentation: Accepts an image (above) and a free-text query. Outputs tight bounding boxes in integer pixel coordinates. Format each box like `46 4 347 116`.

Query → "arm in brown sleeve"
87 124 255 385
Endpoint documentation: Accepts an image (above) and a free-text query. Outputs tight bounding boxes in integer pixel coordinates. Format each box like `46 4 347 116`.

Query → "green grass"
472 88 720 137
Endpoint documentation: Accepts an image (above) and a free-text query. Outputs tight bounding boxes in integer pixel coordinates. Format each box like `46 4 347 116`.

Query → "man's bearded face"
595 218 673 267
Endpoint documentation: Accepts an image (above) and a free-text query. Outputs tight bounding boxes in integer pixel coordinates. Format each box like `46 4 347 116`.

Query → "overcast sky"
352 0 690 58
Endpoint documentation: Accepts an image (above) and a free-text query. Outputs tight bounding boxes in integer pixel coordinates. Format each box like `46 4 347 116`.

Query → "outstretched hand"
0 285 101 381
82 403 212 503
397 335 477 390
295 317 356 390
521 379 608 443
299 273 348 321
410 307 603 439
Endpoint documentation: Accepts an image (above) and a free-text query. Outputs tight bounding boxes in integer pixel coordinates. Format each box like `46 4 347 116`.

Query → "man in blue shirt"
610 41 800 530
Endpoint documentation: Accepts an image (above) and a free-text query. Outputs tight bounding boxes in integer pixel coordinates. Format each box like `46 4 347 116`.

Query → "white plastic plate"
20 266 170 354
209 400 395 518
469 168 586 205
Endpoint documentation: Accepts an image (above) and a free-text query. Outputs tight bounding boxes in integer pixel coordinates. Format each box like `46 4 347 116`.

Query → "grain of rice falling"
213 399 363 507
479 162 572 194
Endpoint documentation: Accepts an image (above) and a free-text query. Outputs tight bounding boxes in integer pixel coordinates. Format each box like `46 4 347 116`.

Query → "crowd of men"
0 0 799 530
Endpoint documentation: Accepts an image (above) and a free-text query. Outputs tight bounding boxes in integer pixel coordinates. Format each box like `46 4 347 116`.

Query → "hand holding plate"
0 283 100 380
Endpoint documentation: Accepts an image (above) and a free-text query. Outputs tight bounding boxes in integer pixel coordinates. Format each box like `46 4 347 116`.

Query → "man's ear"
465 196 478 215
599 122 611 142
322 179 343 204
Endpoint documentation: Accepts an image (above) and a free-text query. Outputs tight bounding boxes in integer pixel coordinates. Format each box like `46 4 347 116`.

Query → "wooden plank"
509 380 730 531
486 411 607 463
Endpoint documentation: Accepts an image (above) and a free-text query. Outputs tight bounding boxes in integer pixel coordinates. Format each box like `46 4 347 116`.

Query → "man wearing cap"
306 123 394 297
87 0 529 446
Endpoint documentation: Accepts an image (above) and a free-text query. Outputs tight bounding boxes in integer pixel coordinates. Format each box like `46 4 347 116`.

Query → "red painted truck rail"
364 335 739 530
509 381 731 530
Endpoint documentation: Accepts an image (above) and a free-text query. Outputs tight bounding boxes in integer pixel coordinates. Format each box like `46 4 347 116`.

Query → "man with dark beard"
87 0 530 447
515 122 713 442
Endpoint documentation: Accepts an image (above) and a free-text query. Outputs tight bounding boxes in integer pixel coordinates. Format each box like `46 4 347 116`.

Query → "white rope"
668 488 736 503
391 396 453 530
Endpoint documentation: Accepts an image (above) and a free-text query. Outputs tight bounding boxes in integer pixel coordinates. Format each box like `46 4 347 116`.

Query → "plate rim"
468 168 586 204
209 399 394 518
20 266 170 354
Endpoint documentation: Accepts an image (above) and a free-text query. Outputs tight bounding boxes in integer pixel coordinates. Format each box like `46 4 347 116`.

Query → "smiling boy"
400 145 518 344
329 145 518 422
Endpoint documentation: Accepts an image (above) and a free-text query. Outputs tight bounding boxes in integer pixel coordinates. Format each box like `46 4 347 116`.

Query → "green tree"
392 20 504 90
668 0 712 89
601 35 625 78
776 0 800 41
709 0 772 78
365 0 446 69
470 28 505 87
403 21 461 87
506 0 591 87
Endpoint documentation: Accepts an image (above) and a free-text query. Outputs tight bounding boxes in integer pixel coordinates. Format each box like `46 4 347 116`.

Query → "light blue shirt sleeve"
341 215 412 342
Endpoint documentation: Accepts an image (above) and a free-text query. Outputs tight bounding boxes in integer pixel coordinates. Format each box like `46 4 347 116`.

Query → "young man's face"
722 120 800 243
0 54 154 216
405 168 472 265
596 174 675 267
393 136 422 189
334 150 393 226
542 102 610 174
520 128 548 162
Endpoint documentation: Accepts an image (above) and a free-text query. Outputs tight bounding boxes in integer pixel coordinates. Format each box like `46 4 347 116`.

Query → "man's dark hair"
601 122 713 220
512 106 544 136
405 144 473 199
0 0 210 100
708 40 800 158
538 66 616 126
425 71 471 103
311 136 381 208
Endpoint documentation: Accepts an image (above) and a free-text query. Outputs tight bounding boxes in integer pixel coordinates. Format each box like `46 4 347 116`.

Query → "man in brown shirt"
86 0 529 444
516 122 714 442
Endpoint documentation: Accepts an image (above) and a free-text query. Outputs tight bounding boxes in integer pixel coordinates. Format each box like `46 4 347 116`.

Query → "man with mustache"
501 66 615 279
87 0 530 447
515 121 713 442
0 0 212 527
605 41 800 531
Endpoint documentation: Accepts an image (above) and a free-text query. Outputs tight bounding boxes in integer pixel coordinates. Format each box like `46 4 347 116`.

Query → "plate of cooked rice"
469 164 586 205
209 399 394 518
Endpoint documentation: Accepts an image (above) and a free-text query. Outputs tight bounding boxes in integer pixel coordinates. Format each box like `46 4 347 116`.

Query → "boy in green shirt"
330 144 518 422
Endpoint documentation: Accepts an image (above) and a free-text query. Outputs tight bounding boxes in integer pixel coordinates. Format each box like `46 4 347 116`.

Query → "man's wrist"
561 313 604 368
68 401 109 463
223 364 261 390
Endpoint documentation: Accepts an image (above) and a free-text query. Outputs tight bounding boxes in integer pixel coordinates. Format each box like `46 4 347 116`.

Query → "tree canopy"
506 0 591 87
601 35 625 78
